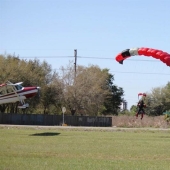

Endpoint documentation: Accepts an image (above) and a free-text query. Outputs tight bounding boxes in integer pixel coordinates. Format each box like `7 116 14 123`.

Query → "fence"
0 113 112 127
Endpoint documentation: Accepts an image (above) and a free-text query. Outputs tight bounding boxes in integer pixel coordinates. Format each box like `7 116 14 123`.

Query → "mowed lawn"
0 126 170 170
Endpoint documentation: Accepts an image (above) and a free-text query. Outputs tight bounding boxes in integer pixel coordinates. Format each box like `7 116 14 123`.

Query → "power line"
54 68 170 76
17 55 160 62
109 71 170 75
78 56 159 62
18 56 74 59
10 55 169 75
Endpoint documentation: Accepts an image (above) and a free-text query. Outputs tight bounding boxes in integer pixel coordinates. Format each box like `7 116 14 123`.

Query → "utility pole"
74 49 77 80
73 49 77 115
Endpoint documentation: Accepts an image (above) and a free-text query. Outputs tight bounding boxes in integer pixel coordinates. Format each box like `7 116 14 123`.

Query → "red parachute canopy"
115 47 170 66
138 93 146 97
138 93 146 99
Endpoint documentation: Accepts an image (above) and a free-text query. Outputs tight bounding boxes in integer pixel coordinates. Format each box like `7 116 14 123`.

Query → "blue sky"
0 0 170 109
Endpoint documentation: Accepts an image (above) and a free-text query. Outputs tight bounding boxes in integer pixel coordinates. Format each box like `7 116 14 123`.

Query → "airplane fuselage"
0 83 39 105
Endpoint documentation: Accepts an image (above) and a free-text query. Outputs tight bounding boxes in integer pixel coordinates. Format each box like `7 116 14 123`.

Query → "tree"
0 54 60 113
102 70 124 115
40 84 59 114
144 82 170 116
59 62 124 116
0 54 125 115
74 66 110 116
163 82 170 111
130 105 137 115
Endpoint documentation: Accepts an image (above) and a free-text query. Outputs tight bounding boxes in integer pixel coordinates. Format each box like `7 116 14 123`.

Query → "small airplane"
0 81 40 108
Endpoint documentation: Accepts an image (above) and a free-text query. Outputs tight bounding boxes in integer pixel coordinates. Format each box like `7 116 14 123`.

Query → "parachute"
138 93 146 97
115 47 170 66
138 93 146 99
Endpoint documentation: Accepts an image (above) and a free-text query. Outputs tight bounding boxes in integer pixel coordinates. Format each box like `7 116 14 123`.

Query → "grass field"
0 126 170 170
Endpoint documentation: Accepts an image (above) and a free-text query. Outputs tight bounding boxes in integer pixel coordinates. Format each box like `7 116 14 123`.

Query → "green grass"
0 127 170 170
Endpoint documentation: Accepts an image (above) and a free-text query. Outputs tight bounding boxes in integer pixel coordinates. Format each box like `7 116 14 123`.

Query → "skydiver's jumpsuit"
136 101 146 119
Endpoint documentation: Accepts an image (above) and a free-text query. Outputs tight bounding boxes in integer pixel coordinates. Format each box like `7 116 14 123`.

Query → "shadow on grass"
159 136 170 138
30 132 61 136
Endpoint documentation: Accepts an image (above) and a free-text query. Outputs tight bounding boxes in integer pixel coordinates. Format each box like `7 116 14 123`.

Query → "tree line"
0 54 124 115
145 83 170 115
130 83 170 116
1 54 169 116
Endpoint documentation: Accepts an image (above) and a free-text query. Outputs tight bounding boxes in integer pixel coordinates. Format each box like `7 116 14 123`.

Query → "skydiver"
136 99 146 120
